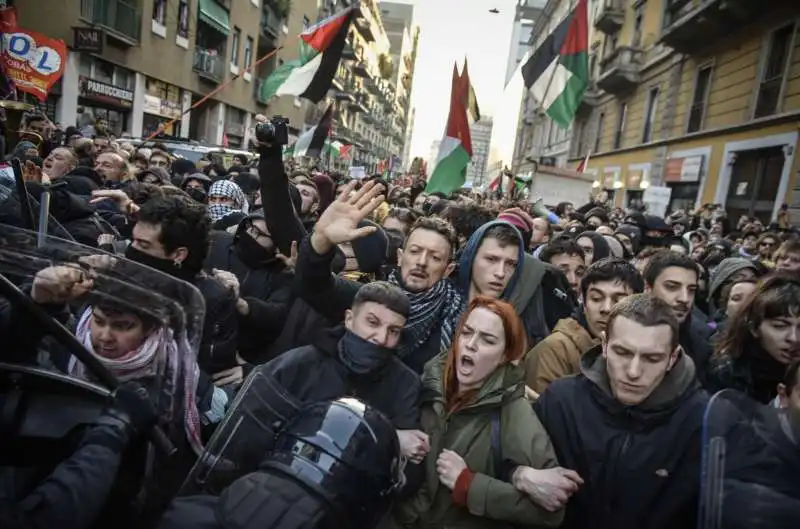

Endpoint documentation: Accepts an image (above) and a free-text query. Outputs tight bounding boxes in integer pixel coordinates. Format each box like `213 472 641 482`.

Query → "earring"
173 260 182 269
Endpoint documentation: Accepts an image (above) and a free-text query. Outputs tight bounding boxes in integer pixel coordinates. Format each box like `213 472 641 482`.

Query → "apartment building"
467 118 494 188
16 0 300 146
520 0 800 221
505 0 546 84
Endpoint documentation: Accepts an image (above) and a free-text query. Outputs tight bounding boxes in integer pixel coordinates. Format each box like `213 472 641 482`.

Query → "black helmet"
262 397 405 528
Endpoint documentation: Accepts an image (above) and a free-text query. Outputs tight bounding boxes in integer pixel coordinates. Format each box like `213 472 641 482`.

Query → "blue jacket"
457 220 525 302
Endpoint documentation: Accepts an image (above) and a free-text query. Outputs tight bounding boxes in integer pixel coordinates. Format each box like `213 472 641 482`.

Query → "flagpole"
143 46 283 142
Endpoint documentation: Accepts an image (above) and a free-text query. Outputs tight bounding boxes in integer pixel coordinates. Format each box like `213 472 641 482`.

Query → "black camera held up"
255 115 290 146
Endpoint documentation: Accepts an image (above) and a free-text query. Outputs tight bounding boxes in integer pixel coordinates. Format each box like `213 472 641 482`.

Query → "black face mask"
337 329 395 375
236 233 277 268
125 244 193 280
186 187 207 204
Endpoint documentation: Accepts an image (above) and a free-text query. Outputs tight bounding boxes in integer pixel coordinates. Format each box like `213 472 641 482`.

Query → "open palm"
315 180 384 246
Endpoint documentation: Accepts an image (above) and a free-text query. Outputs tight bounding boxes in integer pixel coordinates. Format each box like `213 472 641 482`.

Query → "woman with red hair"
392 297 566 528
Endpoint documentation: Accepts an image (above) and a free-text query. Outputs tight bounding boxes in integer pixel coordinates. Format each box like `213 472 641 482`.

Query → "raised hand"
31 265 94 305
310 180 385 254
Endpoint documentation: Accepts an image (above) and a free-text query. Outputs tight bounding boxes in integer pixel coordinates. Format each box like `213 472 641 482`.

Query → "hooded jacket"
576 231 611 263
392 357 563 529
535 346 709 529
707 257 759 315
457 220 524 301
524 316 599 393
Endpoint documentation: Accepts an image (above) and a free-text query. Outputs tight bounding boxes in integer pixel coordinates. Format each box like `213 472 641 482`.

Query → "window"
754 23 795 118
177 0 189 39
632 4 644 48
244 36 253 70
614 103 627 149
687 64 712 133
152 0 166 25
594 112 605 153
231 28 241 65
642 87 659 143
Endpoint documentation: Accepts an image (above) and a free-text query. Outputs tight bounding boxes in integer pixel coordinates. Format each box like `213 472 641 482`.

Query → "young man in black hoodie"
521 294 708 529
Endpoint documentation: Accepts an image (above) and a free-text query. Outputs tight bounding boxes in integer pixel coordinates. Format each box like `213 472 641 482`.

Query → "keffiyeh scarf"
389 270 463 359
71 307 204 455
208 180 249 222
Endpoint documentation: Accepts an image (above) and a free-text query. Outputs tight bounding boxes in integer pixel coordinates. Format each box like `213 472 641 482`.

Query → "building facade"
518 0 800 222
505 0 546 84
467 118 494 188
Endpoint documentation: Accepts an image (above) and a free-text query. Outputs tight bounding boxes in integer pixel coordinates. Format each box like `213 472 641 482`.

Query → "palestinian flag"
520 0 588 128
260 6 358 103
426 64 473 195
292 104 333 159
327 140 352 159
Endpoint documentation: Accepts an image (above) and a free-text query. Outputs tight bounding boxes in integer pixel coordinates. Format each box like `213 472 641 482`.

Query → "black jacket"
204 231 294 363
193 275 240 375
258 326 421 430
535 346 709 529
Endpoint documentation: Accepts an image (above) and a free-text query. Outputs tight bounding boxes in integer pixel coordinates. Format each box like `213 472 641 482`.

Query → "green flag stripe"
426 146 470 195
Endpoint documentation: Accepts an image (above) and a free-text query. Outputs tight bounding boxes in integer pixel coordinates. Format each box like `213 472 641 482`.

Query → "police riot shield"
698 389 800 529
0 178 74 241
0 222 206 449
179 368 302 496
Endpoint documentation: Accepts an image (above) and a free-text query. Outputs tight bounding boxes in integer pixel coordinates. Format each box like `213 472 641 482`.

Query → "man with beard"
204 211 294 364
644 251 712 386
294 181 463 375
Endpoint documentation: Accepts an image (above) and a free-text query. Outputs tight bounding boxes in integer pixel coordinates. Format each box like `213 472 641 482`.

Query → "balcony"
597 46 643 95
577 83 602 115
659 0 771 54
334 90 356 103
261 4 282 41
594 0 624 35
364 76 381 95
80 0 141 45
342 42 357 61
352 61 369 78
194 48 224 83
348 93 369 114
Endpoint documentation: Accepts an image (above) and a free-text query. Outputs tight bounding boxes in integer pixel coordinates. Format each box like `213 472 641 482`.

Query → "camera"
255 115 290 146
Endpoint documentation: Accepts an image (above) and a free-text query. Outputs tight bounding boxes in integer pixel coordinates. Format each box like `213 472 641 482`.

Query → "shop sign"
665 155 704 183
2 28 67 101
72 26 103 53
79 75 133 108
142 94 161 115
160 99 183 119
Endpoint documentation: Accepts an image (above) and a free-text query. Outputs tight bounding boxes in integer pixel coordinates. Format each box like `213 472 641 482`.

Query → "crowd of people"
0 111 798 528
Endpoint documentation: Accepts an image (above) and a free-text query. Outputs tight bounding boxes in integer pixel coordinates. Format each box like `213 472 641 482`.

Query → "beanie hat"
351 220 388 275
498 207 534 248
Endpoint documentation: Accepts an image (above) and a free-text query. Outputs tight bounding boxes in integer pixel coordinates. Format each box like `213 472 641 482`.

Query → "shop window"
114 68 134 90
642 87 659 143
687 64 713 133
754 23 795 119
153 0 166 25
95 61 114 84
79 54 93 77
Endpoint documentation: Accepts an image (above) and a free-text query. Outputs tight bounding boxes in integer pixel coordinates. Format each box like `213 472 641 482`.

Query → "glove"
82 381 158 451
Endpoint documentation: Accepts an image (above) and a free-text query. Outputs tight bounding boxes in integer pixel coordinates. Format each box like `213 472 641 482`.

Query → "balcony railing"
659 0 764 54
261 4 282 40
597 46 643 94
594 0 624 35
194 48 224 83
80 0 141 44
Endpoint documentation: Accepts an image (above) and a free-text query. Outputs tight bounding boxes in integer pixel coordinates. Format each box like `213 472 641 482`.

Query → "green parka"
392 354 565 529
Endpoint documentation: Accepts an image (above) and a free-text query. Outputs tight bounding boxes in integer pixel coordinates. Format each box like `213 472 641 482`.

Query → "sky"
397 0 521 160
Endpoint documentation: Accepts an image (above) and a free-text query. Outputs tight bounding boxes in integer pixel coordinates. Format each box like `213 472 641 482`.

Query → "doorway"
725 146 785 224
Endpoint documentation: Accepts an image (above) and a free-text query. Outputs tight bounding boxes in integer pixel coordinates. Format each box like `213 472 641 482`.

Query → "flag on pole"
293 104 333 159
461 59 481 124
260 6 358 103
520 0 588 128
576 150 591 173
426 63 473 195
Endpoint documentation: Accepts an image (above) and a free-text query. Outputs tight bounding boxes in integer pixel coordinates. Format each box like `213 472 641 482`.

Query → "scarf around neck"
388 269 463 359
71 307 204 455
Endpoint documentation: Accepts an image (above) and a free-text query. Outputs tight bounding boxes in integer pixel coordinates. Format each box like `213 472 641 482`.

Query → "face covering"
337 329 394 375
186 187 207 204
208 203 235 221
125 244 190 280
236 233 277 268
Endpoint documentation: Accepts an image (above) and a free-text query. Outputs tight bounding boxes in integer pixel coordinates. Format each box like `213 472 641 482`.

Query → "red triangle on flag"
301 7 357 54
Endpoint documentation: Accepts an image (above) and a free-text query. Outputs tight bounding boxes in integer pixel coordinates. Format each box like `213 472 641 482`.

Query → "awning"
199 0 231 35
